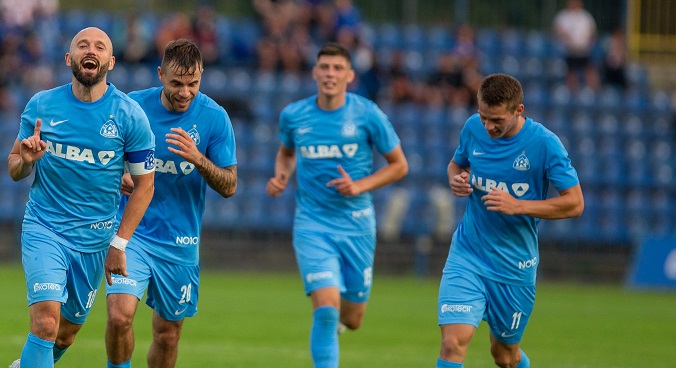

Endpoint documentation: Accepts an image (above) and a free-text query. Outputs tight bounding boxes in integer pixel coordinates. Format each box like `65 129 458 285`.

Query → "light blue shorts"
106 245 199 322
437 262 535 344
293 229 376 303
22 224 106 325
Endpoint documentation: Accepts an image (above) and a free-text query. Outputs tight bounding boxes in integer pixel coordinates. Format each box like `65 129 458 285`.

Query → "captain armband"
126 149 155 175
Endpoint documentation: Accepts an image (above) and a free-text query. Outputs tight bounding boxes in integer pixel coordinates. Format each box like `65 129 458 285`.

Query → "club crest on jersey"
513 152 530 171
100 120 118 138
341 120 357 137
187 126 200 145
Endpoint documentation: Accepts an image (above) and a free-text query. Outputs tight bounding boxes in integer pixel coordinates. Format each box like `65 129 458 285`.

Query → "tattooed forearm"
196 155 237 198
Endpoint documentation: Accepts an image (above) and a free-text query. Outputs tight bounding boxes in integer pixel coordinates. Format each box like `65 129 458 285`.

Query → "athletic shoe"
8 359 20 368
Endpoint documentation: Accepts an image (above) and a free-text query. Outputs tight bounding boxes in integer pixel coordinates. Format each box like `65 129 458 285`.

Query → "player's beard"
71 60 108 88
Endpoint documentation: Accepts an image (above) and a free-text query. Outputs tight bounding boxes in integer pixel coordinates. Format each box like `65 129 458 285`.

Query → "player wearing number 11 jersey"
436 74 584 368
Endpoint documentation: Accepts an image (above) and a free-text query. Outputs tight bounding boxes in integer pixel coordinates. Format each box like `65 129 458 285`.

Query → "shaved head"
70 27 113 55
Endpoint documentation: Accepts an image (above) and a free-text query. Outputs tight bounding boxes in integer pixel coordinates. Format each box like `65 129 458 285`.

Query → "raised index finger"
337 165 349 178
34 118 42 136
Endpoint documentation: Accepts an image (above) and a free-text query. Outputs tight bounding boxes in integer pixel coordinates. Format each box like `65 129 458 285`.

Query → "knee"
107 309 134 332
340 311 364 330
441 334 469 358
30 314 60 340
491 349 519 368
153 325 182 348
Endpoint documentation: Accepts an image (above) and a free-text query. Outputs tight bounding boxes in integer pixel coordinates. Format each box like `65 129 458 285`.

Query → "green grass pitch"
2 263 676 367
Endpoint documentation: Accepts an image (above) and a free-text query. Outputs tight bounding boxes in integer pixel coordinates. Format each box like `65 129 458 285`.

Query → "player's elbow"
570 200 584 218
222 182 237 198
395 159 408 181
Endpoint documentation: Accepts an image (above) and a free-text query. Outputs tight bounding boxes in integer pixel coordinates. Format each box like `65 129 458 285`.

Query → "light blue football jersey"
19 82 154 252
449 114 579 285
280 93 400 235
120 87 237 266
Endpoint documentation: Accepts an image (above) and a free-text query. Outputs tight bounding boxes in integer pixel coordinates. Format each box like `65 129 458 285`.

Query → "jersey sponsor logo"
45 140 115 166
299 144 358 159
363 267 373 286
33 282 61 293
100 120 119 138
518 256 538 270
440 304 472 313
49 119 68 127
90 221 113 230
513 152 530 171
306 271 333 283
176 236 199 245
471 175 529 197
155 159 195 175
341 121 357 137
352 208 373 219
111 276 138 287
179 161 195 175
297 127 312 135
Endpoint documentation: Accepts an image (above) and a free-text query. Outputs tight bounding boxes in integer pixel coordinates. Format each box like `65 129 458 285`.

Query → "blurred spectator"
1 0 58 30
19 30 54 93
297 0 335 43
253 0 314 74
193 4 220 65
383 50 420 105
424 52 470 107
154 12 195 62
111 12 153 64
553 0 600 91
334 0 361 35
253 0 299 40
602 26 628 90
420 24 483 108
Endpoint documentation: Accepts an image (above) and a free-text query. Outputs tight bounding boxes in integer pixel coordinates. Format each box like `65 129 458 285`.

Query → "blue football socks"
516 349 530 368
107 360 132 368
21 332 55 368
436 357 463 367
52 344 68 363
310 306 340 368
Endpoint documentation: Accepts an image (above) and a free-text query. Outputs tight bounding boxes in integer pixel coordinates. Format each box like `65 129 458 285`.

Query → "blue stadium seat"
376 22 404 50
403 24 426 52
500 29 524 56
476 28 499 58
427 25 454 51
524 30 551 59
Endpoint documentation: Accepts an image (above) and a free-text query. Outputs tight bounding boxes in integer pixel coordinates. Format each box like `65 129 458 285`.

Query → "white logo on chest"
300 144 358 159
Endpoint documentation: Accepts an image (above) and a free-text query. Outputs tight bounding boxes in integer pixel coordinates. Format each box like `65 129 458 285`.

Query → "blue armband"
126 150 155 175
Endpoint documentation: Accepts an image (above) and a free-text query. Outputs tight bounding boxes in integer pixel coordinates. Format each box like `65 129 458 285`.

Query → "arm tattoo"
196 155 237 198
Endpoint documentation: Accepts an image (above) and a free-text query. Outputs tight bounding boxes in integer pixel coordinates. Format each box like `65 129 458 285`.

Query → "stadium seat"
500 29 524 56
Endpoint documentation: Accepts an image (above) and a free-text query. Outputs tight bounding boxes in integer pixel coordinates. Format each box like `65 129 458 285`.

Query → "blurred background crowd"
0 0 674 280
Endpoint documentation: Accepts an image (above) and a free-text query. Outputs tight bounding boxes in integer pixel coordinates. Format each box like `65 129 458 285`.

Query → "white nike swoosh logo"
50 119 68 126
75 312 85 318
297 127 312 135
174 307 188 316
501 332 517 338
473 149 485 156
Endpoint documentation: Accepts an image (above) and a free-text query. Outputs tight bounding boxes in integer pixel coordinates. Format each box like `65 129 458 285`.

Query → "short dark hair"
316 42 351 64
162 39 203 76
477 73 523 112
